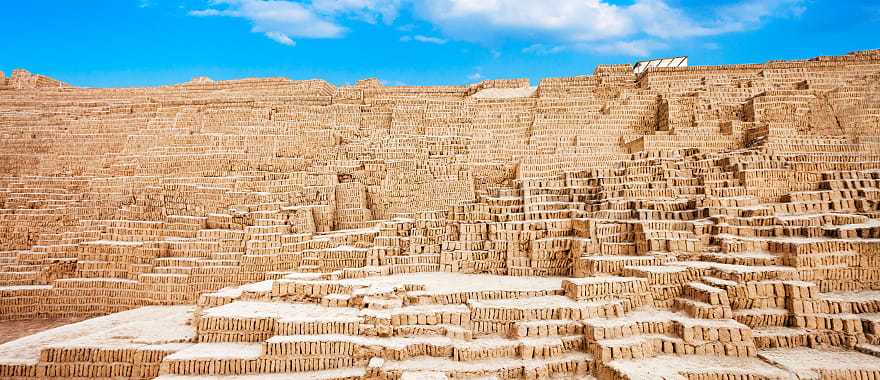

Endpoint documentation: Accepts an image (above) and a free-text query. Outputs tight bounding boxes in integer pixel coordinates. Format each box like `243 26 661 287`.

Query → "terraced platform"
3 50 880 379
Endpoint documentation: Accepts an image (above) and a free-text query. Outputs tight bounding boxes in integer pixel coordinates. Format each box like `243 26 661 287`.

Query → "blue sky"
1 0 877 88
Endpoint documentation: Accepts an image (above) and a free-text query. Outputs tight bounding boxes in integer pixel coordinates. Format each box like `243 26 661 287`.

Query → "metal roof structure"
633 56 688 75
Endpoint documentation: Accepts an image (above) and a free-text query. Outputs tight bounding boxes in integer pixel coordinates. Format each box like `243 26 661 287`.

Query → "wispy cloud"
401 34 448 44
311 0 401 24
522 44 566 56
189 8 223 16
264 31 295 45
185 0 807 55
396 23 415 32
190 0 405 46
630 0 805 39
588 39 669 57
189 0 345 46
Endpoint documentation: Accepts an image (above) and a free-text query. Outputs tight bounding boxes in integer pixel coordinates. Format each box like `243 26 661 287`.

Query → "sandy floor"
0 306 194 364
0 318 85 344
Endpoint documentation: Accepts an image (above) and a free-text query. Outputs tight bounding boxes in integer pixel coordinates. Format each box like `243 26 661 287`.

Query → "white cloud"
413 35 446 44
189 9 223 16
401 34 448 45
716 0 807 30
468 72 483 81
185 0 807 55
627 0 723 39
265 31 296 45
412 0 806 56
311 0 401 24
629 0 806 39
189 0 357 45
414 0 633 43
413 35 447 44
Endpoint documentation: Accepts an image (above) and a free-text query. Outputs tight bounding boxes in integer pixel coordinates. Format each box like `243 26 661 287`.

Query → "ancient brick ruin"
2 50 880 379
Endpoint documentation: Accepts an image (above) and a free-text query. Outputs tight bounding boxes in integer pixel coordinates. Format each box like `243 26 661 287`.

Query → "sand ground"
0 318 85 344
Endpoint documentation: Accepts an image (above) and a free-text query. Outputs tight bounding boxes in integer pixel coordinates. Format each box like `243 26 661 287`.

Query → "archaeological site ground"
3 50 880 379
